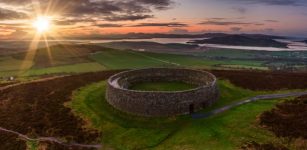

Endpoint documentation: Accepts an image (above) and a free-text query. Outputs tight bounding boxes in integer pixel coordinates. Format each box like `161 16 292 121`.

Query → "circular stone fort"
106 68 219 117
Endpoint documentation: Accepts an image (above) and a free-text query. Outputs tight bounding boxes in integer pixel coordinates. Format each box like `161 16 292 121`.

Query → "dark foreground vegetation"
240 95 307 150
0 70 121 150
251 95 307 150
260 95 307 139
241 141 288 150
212 70 307 90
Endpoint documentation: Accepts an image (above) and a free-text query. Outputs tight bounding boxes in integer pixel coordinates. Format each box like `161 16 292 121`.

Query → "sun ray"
21 0 71 76
43 34 54 66
18 33 41 75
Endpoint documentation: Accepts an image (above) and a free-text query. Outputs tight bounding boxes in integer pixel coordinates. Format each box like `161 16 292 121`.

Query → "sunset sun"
33 16 51 33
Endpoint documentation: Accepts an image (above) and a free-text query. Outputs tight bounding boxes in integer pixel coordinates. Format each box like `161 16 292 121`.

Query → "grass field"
0 62 105 77
0 45 272 78
90 49 267 70
0 45 273 78
0 56 33 71
68 79 286 150
23 62 106 76
2 44 307 79
130 81 198 91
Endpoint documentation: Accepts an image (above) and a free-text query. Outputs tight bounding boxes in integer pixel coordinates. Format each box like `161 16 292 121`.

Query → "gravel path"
192 91 307 119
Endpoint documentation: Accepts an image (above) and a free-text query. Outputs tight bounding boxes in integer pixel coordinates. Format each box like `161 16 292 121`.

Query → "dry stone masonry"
106 68 219 117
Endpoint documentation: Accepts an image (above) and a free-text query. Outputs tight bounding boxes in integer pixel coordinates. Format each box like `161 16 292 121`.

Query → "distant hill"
189 35 288 48
301 40 307 44
70 33 286 40
100 41 203 54
71 33 229 40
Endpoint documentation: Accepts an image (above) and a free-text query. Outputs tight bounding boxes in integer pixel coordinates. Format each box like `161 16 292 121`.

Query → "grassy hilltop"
0 43 306 149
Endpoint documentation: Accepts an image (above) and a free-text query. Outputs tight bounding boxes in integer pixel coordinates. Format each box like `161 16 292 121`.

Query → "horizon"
0 0 307 40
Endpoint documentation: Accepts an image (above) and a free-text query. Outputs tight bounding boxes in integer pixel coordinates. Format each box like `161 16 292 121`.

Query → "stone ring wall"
106 68 219 117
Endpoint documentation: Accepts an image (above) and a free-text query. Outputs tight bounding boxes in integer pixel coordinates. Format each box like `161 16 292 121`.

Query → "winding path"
0 127 102 149
0 76 66 91
191 91 307 119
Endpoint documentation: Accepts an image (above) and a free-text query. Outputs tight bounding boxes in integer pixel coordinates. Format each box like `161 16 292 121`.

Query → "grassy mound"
68 79 284 150
130 81 198 91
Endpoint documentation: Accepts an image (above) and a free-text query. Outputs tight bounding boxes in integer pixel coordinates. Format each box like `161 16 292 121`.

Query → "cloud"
0 8 27 20
264 28 275 32
230 27 242 31
132 22 188 27
54 18 96 25
232 7 247 14
0 0 174 21
95 23 124 28
199 18 264 26
264 19 279 22
138 0 174 10
199 20 260 26
168 28 190 34
227 0 304 6
8 29 28 36
104 15 154 21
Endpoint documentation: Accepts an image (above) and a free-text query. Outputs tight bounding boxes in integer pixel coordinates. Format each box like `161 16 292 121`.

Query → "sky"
0 0 307 39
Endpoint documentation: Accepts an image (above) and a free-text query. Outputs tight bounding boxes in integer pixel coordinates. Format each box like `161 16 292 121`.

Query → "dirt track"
0 127 102 149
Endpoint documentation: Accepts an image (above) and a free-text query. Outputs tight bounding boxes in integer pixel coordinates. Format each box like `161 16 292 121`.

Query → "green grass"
68 79 286 150
130 81 198 91
0 62 105 77
12 44 102 68
68 81 182 150
26 141 39 150
0 56 33 72
146 52 265 68
23 62 105 76
2 45 307 79
90 49 266 70
153 100 280 150
0 47 270 78
90 49 171 69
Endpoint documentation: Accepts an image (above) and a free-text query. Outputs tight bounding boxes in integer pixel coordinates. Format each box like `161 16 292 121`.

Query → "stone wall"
106 68 219 117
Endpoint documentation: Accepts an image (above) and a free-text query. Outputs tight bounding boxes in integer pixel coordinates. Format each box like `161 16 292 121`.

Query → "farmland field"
0 44 275 79
2 43 307 80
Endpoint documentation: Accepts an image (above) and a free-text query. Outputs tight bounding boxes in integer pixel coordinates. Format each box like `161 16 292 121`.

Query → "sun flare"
33 16 51 33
